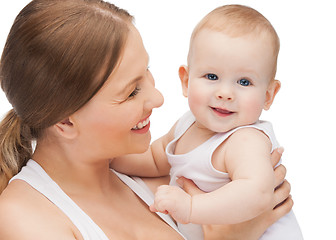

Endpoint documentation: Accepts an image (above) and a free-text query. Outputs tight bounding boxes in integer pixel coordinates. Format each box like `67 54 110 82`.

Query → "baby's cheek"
244 98 264 121
188 85 206 105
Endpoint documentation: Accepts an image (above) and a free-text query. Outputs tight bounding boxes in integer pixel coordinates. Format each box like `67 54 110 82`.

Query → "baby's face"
184 29 276 133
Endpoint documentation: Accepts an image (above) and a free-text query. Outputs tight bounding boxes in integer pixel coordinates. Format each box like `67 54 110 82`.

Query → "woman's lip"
131 121 150 134
132 115 151 130
138 115 151 123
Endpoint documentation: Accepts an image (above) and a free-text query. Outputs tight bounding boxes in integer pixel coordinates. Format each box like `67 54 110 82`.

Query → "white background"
1 1 335 239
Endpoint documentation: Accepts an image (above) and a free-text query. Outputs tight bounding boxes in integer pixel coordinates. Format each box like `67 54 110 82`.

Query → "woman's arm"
110 122 177 177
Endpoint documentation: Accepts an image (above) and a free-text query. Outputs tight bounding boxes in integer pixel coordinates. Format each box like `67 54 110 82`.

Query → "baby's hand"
150 185 192 224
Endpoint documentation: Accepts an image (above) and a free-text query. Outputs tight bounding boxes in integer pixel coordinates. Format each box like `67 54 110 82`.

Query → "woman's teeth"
132 118 150 130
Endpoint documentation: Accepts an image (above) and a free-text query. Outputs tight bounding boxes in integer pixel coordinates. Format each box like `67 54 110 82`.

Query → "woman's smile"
131 115 151 133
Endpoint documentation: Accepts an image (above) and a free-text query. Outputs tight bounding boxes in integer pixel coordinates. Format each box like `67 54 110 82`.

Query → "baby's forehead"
189 27 279 62
188 29 278 79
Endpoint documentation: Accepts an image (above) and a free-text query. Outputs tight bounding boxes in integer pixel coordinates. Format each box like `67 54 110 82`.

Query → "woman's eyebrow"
117 54 150 95
117 76 142 95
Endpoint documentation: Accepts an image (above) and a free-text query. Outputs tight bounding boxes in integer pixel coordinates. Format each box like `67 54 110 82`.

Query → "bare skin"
0 149 291 240
0 16 291 240
143 149 293 240
0 172 184 240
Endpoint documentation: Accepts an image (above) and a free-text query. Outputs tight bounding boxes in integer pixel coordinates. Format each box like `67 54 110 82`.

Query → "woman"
0 0 292 239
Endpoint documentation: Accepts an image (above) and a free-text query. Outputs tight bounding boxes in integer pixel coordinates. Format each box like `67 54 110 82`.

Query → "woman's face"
72 26 164 160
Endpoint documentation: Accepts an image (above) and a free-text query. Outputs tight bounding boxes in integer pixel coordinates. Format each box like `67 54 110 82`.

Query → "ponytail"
0 109 32 193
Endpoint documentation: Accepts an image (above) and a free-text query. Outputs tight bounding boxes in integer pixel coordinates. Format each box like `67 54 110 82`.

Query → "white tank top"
166 111 303 240
10 160 187 240
166 111 280 192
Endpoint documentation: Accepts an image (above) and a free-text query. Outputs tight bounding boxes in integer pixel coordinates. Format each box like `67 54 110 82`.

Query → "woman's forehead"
101 27 149 90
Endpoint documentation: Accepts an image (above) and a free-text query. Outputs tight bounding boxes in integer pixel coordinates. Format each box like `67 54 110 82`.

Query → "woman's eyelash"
129 87 140 98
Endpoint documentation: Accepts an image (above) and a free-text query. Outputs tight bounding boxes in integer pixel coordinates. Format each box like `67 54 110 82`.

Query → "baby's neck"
174 122 216 155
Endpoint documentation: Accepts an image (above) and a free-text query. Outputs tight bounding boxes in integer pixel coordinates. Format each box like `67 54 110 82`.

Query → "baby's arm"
110 122 177 177
151 128 275 224
191 128 275 224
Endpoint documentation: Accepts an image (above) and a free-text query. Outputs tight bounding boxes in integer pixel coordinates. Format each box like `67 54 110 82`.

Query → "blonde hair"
0 0 133 193
188 4 280 75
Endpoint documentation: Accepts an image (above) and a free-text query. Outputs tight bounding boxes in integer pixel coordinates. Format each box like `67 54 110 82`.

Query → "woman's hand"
179 148 293 240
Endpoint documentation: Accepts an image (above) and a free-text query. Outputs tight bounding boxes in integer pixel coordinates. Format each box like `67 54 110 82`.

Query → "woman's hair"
0 0 133 192
188 4 280 74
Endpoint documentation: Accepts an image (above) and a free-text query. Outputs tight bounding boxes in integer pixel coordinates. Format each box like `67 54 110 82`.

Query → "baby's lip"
211 107 234 114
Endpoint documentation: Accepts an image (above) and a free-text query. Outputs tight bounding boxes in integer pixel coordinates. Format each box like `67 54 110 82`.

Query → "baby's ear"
54 116 78 139
264 80 281 110
178 65 189 97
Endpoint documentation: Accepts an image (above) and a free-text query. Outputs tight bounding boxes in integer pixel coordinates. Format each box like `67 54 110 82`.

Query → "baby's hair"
0 0 133 192
188 4 280 73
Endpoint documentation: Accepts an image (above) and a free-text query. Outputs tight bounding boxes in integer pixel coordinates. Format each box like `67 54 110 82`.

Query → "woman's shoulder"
0 180 81 239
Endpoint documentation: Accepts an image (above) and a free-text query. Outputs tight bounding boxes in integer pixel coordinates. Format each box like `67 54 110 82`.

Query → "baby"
112 4 303 239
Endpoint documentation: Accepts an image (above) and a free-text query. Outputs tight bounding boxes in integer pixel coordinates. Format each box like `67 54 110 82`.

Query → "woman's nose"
150 86 164 109
145 72 164 110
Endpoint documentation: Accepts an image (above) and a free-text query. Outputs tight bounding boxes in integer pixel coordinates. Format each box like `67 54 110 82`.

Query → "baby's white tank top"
9 160 187 240
166 111 280 192
166 111 303 240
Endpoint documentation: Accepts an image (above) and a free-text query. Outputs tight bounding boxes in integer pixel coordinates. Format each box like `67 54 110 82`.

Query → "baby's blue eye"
238 78 251 86
205 74 218 81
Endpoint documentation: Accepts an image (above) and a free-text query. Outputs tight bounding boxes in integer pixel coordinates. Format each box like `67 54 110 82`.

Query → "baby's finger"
177 177 204 196
150 201 169 214
149 204 157 212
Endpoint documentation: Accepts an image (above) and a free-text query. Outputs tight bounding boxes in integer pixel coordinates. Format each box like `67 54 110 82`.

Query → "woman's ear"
179 65 189 97
264 80 281 110
54 117 78 139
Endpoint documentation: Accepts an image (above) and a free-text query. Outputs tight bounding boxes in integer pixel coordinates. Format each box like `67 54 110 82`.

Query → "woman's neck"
32 139 115 197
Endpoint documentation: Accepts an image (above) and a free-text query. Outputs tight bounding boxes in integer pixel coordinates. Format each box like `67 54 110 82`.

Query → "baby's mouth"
211 107 233 114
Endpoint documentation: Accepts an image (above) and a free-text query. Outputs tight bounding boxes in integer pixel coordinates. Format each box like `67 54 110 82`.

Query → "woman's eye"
205 73 218 81
128 87 140 98
238 78 251 86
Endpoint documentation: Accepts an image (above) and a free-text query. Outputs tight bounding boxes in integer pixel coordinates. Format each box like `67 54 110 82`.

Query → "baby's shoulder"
226 127 271 147
214 127 271 162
